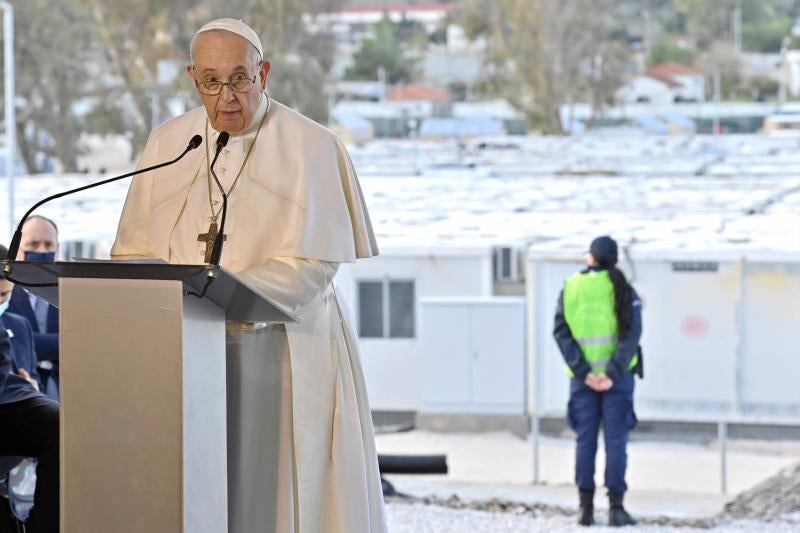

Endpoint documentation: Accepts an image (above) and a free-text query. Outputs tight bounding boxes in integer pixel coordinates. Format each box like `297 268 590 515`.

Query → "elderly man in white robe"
111 18 387 533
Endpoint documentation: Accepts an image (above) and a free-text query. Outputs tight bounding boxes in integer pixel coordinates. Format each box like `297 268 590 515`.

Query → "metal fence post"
719 420 728 494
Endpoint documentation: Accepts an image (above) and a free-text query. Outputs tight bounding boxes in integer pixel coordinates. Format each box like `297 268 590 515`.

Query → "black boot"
608 492 636 527
578 489 594 526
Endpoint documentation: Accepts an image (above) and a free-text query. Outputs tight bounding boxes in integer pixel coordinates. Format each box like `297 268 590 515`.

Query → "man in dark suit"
0 312 41 394
8 216 60 400
0 246 60 533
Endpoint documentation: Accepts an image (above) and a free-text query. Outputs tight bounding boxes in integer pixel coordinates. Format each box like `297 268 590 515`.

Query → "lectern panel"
60 278 184 532
59 278 228 533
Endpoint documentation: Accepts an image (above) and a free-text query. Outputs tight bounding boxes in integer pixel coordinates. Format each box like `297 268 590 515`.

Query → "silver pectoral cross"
197 221 227 263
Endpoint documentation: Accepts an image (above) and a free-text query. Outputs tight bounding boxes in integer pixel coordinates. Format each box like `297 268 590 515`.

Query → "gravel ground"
386 500 800 532
377 431 800 531
723 462 800 520
385 458 800 532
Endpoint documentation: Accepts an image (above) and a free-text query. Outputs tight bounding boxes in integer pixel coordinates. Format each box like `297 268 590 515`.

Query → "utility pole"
0 2 14 240
642 6 651 58
377 64 387 101
732 1 742 54
713 64 721 135
779 36 790 108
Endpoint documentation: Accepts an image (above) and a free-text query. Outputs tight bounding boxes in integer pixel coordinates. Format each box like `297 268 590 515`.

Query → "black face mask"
23 251 56 263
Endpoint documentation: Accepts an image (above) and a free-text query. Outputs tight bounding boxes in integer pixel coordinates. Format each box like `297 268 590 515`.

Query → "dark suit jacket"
1 312 41 381
8 285 59 362
0 313 43 404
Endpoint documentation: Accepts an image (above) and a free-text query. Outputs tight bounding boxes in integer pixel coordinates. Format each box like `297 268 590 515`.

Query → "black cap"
589 235 618 266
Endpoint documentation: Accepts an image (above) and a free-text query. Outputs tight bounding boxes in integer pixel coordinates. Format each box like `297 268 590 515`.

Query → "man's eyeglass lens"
197 76 255 95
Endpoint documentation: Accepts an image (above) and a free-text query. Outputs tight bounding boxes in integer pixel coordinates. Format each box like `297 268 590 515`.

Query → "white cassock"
111 94 387 533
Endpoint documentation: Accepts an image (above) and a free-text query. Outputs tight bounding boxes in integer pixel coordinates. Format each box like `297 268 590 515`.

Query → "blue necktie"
33 297 49 333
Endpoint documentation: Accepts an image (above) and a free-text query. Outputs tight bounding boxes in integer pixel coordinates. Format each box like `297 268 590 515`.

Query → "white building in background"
332 99 435 138
307 2 452 45
617 61 705 104
420 26 485 89
333 81 386 102
329 108 376 143
616 76 675 105
313 3 451 32
739 52 783 82
783 49 800 97
420 48 483 88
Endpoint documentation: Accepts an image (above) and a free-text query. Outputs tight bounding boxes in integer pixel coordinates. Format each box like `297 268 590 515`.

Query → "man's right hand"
585 373 614 392
584 373 601 390
18 368 40 392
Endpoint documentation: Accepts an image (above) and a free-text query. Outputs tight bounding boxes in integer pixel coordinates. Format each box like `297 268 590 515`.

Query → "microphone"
4 135 203 267
208 131 230 266
216 132 230 150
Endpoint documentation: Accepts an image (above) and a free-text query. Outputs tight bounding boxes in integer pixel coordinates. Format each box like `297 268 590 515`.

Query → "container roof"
0 133 797 262
348 134 800 258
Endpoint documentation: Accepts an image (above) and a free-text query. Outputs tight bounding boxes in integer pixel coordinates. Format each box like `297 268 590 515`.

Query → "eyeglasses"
194 73 257 96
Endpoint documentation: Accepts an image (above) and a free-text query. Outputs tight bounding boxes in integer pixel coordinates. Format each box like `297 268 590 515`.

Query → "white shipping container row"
338 246 800 422
527 252 800 425
391 251 800 427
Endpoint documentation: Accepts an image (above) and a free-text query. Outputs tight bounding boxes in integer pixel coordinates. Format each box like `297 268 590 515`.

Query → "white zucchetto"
191 18 263 60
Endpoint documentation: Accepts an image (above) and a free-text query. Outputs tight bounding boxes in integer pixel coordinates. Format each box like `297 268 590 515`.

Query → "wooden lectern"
6 260 292 533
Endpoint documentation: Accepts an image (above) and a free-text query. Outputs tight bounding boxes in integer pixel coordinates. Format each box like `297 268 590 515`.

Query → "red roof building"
645 62 702 87
386 84 449 102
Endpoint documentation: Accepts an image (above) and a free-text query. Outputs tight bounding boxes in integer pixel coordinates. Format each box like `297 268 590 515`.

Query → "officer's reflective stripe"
576 334 618 347
589 357 611 368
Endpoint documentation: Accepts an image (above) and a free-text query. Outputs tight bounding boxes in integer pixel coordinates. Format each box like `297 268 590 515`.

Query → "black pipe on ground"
378 454 448 497
378 454 448 475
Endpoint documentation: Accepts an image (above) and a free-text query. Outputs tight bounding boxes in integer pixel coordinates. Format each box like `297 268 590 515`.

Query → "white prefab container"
419 298 526 414
526 250 800 424
335 248 495 411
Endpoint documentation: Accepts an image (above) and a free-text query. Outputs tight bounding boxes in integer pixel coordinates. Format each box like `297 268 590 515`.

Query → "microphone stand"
208 131 230 268
188 131 229 299
2 135 203 283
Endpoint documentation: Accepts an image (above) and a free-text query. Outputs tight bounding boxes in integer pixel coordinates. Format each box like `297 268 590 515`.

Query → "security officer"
553 235 642 527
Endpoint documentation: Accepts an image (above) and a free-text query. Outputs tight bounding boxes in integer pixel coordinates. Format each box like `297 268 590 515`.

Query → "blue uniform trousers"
567 372 636 494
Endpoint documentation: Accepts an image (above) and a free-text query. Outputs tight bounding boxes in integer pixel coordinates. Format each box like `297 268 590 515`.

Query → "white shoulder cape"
111 99 378 264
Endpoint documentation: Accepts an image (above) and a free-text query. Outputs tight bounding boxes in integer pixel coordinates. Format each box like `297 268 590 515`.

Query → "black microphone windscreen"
188 134 203 149
217 131 230 148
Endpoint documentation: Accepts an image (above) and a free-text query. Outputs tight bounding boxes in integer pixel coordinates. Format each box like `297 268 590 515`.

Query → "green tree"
247 0 342 125
676 0 741 48
3 0 340 170
742 17 793 52
82 0 203 156
82 0 341 154
648 34 695 66
344 16 416 83
457 0 630 134
5 0 97 172
675 0 787 49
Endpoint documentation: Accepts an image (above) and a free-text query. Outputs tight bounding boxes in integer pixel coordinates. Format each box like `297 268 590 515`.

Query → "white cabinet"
420 298 525 414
